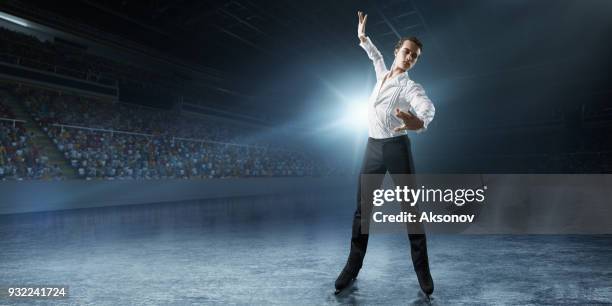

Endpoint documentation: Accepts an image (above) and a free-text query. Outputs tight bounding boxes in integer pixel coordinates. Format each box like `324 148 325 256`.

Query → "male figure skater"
334 11 436 296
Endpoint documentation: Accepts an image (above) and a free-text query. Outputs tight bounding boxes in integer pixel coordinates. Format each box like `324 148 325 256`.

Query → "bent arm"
407 84 435 133
359 37 388 80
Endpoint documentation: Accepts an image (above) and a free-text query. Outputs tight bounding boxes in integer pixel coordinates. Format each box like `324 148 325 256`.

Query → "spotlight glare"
0 12 29 27
343 100 369 130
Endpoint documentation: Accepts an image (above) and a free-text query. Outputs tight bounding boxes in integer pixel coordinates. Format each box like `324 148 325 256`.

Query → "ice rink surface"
1 191 610 305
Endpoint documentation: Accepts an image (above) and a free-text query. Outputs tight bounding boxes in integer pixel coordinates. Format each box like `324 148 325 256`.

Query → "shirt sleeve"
406 83 435 134
359 36 388 80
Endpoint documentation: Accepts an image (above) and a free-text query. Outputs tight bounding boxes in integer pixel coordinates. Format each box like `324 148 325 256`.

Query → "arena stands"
10 85 332 180
0 99 62 180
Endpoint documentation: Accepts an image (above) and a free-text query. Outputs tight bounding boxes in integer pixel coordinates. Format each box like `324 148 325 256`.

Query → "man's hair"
395 36 423 51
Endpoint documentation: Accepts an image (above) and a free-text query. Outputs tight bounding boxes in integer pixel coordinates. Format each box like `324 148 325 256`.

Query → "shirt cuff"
414 115 432 134
415 126 426 134
359 36 373 51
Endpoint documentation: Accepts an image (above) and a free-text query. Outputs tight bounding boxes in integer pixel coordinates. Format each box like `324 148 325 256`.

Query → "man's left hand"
394 108 424 131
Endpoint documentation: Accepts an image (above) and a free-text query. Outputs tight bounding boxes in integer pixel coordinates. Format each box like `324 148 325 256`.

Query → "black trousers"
347 135 431 278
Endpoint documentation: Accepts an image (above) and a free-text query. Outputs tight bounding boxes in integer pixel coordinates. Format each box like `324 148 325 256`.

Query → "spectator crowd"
0 99 62 180
13 86 333 180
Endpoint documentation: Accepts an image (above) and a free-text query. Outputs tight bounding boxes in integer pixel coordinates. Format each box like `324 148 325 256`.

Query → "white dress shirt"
359 36 435 139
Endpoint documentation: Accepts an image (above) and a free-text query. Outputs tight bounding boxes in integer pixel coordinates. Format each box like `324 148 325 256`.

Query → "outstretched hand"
394 108 424 131
357 11 368 42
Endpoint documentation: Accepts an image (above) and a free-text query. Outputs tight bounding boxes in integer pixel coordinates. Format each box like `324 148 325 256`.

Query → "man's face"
394 40 421 71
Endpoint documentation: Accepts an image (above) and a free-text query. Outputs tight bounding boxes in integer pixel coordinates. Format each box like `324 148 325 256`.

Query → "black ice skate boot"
334 254 362 295
334 265 360 295
415 268 434 297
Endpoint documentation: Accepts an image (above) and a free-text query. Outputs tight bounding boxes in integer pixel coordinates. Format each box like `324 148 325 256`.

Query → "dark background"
1 0 611 174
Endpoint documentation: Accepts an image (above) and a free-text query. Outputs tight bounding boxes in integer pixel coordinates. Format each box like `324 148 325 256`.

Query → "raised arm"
357 11 388 80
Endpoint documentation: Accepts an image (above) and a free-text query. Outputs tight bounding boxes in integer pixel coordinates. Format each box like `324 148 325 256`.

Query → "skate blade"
333 278 356 295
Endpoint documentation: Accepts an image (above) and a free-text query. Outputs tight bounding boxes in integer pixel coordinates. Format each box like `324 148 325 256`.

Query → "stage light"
345 100 369 130
0 12 29 27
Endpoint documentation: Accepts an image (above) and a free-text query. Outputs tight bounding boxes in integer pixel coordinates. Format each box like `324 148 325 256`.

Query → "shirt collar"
395 71 412 86
382 70 412 87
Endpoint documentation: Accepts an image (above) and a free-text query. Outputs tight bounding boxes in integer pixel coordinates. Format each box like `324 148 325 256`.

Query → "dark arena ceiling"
0 0 610 124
